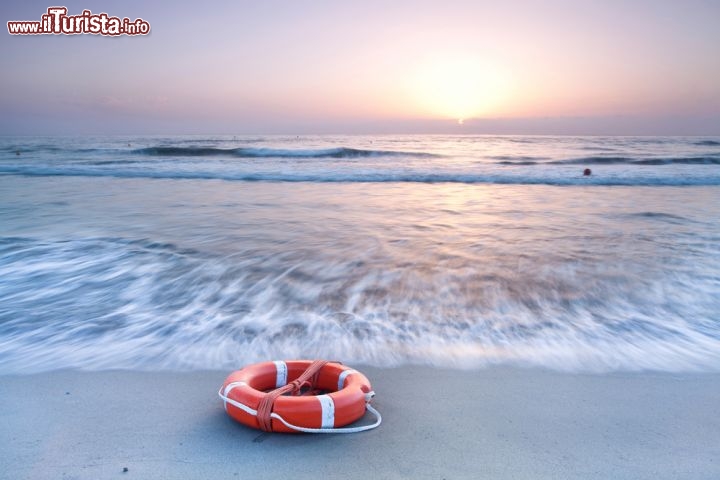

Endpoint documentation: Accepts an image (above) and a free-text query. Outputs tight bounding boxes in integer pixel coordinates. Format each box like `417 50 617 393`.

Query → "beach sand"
1 366 719 479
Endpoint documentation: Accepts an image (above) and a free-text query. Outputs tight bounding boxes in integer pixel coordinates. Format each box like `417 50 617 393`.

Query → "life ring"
218 360 381 434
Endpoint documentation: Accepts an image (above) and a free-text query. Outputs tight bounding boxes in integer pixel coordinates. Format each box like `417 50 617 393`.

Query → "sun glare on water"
408 56 511 123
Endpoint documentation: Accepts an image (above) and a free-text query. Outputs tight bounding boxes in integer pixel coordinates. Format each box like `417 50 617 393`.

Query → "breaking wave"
134 146 440 158
2 165 720 186
1 236 719 373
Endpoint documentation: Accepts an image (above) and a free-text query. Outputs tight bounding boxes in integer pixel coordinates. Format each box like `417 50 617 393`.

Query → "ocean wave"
579 145 619 151
631 157 720 165
551 156 720 165
1 236 719 373
134 146 439 158
623 212 694 224
497 161 538 166
552 156 632 165
490 155 545 165
1 145 107 154
2 166 720 186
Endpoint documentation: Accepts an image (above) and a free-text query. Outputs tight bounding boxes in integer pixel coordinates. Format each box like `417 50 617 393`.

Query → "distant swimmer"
16 150 20 155
583 168 592 176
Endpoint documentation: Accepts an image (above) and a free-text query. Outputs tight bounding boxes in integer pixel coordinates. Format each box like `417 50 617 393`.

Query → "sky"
1 0 719 135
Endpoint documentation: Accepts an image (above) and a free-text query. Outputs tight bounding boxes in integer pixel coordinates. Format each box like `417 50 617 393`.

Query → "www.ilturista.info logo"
7 7 150 36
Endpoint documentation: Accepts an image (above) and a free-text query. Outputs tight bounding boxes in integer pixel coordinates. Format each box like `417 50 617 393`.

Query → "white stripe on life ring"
222 381 246 411
317 394 335 428
337 369 357 391
273 361 287 388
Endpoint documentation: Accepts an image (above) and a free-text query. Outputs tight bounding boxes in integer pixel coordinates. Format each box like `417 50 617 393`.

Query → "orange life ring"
219 360 379 433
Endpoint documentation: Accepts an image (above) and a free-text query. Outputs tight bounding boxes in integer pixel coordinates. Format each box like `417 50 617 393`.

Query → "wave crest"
549 156 720 165
2 166 720 185
134 146 439 159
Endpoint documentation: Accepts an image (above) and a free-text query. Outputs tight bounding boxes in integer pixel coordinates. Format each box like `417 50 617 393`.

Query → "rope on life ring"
218 360 382 434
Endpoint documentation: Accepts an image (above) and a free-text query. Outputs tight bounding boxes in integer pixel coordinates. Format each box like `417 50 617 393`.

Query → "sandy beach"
4 1 720 479
1 366 718 480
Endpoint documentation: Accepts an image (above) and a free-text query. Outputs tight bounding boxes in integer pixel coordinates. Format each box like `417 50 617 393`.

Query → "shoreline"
2 366 719 479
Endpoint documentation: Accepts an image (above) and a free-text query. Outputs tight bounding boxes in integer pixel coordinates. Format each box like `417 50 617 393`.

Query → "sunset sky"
2 0 719 135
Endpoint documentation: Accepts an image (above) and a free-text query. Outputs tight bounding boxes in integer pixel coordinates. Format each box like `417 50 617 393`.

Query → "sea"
1 135 719 373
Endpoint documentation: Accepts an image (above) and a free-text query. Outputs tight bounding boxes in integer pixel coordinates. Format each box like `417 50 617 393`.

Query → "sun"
407 55 511 121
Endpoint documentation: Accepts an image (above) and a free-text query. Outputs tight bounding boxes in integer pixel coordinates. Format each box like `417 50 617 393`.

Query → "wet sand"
1 366 719 479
